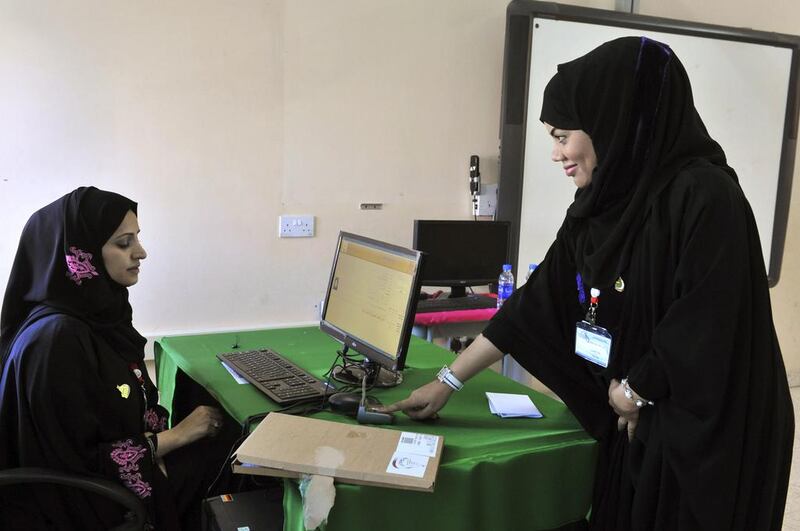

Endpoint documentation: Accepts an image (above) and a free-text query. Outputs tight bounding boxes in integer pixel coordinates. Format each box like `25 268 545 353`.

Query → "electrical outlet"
477 184 498 216
278 215 315 238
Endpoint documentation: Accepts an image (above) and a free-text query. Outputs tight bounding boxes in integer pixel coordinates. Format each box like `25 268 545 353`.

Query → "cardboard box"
233 413 443 492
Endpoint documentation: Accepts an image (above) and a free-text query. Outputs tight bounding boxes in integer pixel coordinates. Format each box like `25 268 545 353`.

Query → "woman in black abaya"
384 37 794 530
0 187 227 530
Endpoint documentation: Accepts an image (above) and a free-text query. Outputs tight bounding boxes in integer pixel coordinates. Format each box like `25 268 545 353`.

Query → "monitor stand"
449 286 467 298
332 358 403 388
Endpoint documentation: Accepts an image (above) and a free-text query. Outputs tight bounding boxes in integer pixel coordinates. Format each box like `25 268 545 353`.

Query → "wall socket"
278 215 315 238
476 183 498 216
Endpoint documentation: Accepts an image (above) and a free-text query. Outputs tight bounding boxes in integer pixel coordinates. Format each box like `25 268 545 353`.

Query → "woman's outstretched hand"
378 380 453 419
379 334 505 420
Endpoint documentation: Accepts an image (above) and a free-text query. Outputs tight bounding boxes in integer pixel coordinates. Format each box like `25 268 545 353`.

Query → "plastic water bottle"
526 263 538 281
497 264 514 309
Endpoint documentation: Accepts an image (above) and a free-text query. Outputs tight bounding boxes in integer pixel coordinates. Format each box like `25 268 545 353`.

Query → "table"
412 307 496 344
412 292 497 344
155 327 597 531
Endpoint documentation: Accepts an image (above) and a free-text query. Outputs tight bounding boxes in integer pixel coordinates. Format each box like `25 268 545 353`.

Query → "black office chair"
0 467 147 531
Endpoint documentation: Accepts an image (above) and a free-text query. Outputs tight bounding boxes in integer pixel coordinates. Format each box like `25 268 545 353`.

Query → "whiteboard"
497 2 800 286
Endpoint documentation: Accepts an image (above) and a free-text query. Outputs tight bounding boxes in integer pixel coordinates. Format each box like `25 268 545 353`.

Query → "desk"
412 293 497 344
155 327 596 531
412 307 496 344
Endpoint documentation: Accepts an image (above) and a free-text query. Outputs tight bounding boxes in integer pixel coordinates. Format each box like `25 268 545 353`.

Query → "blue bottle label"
498 283 514 300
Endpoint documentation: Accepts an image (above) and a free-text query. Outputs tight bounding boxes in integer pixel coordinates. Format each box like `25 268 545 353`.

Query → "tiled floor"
783 387 800 529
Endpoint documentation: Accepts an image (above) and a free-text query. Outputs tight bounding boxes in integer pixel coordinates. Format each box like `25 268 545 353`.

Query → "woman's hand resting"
608 378 640 441
154 405 224 459
172 405 224 444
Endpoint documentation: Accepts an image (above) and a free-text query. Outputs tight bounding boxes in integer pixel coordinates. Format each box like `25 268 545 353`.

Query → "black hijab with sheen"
0 186 146 366
540 36 737 289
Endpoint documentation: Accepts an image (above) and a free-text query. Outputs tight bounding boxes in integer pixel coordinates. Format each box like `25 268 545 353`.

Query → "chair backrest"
0 467 147 531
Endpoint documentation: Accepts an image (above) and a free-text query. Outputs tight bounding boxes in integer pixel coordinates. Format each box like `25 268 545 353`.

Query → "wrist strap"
437 366 463 391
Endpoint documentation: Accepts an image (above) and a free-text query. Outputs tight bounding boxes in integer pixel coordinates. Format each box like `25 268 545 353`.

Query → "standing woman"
0 187 226 530
384 37 793 530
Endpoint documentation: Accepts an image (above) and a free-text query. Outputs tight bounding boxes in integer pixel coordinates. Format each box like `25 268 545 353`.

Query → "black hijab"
0 186 146 366
540 36 737 288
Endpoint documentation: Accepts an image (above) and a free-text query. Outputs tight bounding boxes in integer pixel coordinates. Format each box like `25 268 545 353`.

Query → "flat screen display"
320 232 424 372
413 220 510 290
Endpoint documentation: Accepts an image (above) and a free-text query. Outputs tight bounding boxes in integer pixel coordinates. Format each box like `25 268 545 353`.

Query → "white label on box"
396 432 439 458
386 452 430 478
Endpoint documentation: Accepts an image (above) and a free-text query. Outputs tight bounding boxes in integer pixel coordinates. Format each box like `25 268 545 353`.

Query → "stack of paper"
485 392 543 418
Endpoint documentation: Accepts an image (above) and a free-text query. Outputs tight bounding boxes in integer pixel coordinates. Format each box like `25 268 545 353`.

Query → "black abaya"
0 187 229 529
483 37 793 530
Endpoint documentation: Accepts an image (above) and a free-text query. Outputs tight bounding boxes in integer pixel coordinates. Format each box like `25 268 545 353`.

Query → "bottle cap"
503 264 512 271
590 288 600 298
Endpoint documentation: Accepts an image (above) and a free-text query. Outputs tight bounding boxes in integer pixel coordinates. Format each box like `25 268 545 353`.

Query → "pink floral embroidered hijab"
0 186 146 365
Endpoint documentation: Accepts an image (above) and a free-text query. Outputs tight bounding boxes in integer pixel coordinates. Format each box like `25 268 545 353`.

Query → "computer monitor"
320 231 424 385
412 220 511 298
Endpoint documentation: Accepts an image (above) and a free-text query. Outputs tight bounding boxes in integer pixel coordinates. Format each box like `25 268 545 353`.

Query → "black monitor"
412 220 511 298
320 232 424 386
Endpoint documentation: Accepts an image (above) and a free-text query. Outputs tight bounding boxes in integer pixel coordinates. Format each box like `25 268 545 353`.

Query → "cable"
319 347 348 410
205 394 331 497
360 371 368 407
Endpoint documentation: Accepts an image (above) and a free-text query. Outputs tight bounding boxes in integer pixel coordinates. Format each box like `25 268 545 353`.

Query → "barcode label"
395 432 439 458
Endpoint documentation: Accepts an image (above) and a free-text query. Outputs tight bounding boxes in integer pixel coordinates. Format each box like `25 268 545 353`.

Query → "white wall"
0 0 516 346
2 0 799 380
0 0 287 342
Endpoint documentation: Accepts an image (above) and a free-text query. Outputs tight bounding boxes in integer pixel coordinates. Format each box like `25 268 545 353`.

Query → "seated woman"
0 186 228 530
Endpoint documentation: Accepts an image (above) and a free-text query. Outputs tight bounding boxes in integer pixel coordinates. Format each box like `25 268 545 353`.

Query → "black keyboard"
217 348 334 405
416 295 497 313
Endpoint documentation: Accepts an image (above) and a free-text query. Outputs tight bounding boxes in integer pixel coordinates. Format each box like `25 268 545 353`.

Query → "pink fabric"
414 307 497 326
143 408 167 433
64 246 98 285
110 439 152 498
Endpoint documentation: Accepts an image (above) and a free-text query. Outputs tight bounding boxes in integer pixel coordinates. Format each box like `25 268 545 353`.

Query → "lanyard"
585 288 601 325
129 362 148 412
575 287 611 368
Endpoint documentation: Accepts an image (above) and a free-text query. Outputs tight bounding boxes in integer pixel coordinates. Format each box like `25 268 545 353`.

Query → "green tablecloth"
155 327 597 531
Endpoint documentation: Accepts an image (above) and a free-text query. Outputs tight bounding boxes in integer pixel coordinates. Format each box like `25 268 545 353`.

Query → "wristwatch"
437 366 464 391
621 378 654 408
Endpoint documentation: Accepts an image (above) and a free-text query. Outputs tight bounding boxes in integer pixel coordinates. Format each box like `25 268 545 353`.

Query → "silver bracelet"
437 366 463 391
621 378 654 407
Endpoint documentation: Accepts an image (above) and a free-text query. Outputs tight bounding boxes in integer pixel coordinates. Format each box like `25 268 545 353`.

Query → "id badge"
575 320 612 368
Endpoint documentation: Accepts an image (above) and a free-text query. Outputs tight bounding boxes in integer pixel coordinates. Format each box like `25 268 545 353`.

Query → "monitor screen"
413 220 510 296
320 232 424 373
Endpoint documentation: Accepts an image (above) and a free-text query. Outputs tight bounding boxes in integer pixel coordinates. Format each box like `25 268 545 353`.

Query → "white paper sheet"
221 361 250 384
485 392 543 418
